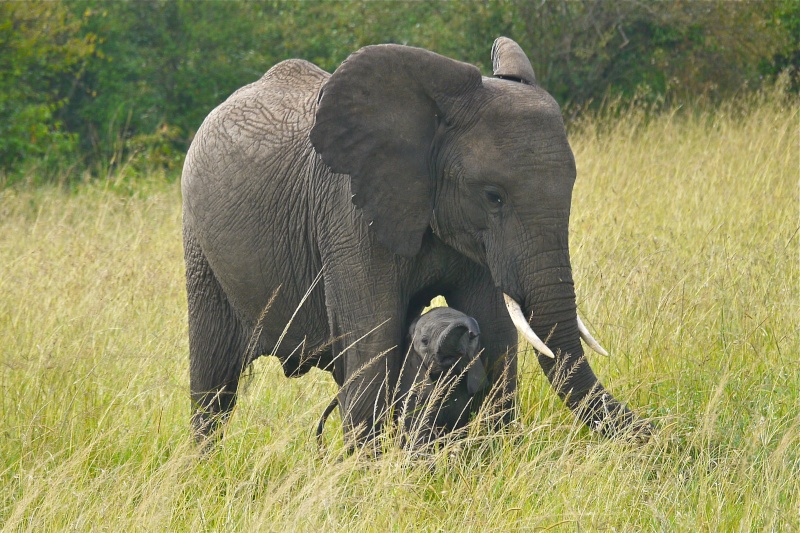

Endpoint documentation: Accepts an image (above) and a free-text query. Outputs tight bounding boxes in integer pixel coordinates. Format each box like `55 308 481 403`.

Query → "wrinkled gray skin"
182 37 649 445
401 307 487 442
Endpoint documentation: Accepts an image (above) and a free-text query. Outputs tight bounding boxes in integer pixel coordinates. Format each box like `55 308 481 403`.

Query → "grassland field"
1 90 798 531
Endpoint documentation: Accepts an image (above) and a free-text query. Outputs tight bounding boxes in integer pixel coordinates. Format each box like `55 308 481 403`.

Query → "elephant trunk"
431 319 487 396
508 255 650 439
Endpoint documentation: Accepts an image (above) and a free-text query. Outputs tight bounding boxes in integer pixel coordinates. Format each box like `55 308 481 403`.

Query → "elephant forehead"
478 78 565 129
416 308 480 337
413 316 448 339
454 119 576 200
454 87 570 165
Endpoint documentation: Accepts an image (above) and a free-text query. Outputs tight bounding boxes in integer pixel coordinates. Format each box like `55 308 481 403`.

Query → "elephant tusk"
577 315 609 356
503 294 555 359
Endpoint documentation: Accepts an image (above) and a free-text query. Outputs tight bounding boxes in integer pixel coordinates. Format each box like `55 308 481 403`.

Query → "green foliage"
0 1 95 183
765 0 800 92
0 0 797 185
64 1 275 165
445 0 790 106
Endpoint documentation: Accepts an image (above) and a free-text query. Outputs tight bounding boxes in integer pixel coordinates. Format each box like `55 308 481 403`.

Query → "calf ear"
311 44 481 257
467 356 488 396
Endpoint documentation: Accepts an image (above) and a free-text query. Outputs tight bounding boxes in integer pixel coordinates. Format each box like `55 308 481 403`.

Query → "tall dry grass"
1 90 797 531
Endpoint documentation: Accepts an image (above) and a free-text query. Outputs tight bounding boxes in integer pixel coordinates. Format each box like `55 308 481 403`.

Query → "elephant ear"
310 44 481 257
491 37 536 85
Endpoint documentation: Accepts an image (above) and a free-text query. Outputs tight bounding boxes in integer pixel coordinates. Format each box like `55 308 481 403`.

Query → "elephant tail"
316 396 339 449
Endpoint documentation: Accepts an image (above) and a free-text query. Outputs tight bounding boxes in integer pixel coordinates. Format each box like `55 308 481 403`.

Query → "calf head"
403 307 487 440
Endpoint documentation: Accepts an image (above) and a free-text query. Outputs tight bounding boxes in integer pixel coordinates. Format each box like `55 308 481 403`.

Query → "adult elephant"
181 37 649 445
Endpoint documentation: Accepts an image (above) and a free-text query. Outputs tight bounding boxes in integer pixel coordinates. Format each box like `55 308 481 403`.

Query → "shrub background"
1 0 798 183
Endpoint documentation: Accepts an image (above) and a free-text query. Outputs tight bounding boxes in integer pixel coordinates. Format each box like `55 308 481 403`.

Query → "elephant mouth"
502 293 608 358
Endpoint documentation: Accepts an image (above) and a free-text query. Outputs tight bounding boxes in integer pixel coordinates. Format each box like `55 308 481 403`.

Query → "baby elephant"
400 307 488 443
317 307 488 447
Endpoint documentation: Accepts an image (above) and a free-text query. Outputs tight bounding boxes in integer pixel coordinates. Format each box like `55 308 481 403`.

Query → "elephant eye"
420 336 429 346
485 190 504 207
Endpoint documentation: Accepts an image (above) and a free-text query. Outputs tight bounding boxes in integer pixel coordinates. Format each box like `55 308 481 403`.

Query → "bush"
1 0 797 186
0 1 95 181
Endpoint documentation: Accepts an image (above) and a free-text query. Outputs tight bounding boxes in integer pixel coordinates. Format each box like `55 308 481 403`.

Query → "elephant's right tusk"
577 315 609 356
503 294 555 359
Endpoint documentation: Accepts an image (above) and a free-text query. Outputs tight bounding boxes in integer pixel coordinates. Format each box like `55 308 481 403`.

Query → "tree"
1 0 796 184
0 1 95 177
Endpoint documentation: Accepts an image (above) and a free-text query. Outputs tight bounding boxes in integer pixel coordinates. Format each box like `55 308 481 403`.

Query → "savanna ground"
1 89 798 531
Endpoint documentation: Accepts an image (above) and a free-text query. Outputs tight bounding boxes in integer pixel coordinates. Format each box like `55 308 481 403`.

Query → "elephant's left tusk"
503 294 555 359
577 315 609 356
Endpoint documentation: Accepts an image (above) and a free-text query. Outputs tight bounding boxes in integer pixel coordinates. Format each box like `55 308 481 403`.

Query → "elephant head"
403 307 487 440
311 38 647 438
407 307 486 394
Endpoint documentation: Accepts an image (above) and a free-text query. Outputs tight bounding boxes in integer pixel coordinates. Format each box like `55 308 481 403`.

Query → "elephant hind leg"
184 228 249 442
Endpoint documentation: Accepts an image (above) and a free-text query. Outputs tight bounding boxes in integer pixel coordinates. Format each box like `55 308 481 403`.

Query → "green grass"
1 92 798 531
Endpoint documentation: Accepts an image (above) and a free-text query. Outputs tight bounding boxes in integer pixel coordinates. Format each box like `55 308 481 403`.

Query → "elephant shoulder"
230 59 328 119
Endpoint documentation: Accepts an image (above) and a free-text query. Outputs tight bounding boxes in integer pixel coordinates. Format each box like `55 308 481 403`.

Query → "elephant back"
200 60 328 161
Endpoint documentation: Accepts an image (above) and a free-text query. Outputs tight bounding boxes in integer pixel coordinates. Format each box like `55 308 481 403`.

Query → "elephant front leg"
332 334 403 448
327 311 408 449
324 270 407 449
